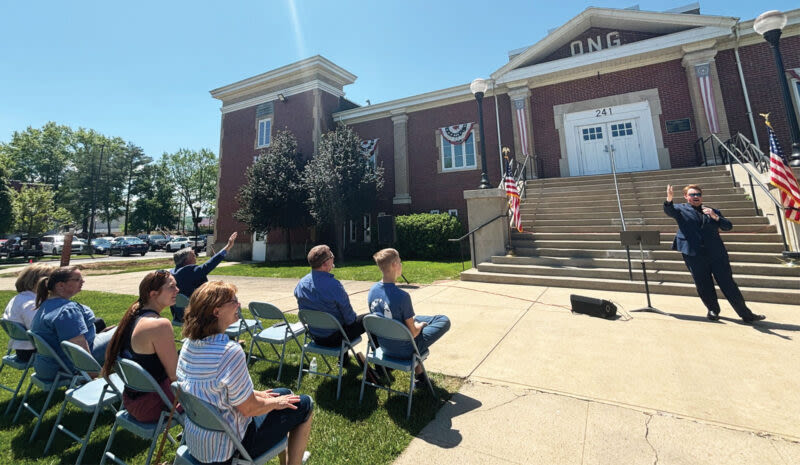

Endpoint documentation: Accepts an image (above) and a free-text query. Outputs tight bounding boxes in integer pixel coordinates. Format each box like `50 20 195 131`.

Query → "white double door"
565 101 659 176
576 119 643 175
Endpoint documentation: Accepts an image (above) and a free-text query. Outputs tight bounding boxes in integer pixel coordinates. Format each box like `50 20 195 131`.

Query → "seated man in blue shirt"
367 248 450 386
294 244 378 381
170 231 237 323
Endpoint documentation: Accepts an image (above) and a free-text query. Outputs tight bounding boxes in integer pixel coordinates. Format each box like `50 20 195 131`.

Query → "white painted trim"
220 80 344 114
210 55 356 100
335 83 474 123
497 26 732 85
493 7 737 78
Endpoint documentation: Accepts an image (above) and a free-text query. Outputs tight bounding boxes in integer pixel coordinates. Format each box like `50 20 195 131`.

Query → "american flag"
766 120 800 224
504 158 522 232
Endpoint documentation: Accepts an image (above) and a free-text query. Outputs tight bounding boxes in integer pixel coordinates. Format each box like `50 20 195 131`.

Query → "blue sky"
1 1 795 159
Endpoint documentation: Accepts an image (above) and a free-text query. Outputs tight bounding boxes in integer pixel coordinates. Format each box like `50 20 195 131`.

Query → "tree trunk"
333 214 345 262
286 227 292 260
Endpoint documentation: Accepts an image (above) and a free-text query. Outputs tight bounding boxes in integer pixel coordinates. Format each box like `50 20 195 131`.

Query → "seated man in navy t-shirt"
367 248 450 386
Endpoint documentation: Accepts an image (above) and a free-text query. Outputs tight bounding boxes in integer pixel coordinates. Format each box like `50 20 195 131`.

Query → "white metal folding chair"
0 319 35 416
247 302 308 382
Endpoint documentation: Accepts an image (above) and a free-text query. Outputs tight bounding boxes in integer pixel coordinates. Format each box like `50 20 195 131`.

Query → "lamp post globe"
470 78 491 189
754 10 800 167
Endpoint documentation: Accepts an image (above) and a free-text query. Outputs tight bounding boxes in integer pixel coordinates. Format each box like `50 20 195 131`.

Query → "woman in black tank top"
101 270 182 422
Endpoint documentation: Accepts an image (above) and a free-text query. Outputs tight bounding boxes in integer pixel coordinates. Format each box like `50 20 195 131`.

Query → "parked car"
41 235 85 255
91 237 115 254
0 236 44 258
145 234 168 251
109 237 148 256
165 236 190 252
187 236 206 252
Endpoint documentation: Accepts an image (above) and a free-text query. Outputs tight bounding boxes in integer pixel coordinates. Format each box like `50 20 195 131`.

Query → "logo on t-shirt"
369 298 392 319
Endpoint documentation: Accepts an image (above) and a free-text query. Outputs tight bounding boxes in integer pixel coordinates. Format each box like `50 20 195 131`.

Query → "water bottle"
309 357 317 375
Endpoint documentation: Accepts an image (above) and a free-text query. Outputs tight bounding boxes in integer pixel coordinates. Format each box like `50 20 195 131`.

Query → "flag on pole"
504 157 522 232
765 117 800 224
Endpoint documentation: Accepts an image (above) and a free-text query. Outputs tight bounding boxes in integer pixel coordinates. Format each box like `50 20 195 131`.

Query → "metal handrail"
729 132 769 174
712 134 789 251
514 154 531 199
449 214 507 270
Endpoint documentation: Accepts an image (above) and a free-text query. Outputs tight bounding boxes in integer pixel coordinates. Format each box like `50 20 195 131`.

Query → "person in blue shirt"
367 248 450 386
31 266 117 381
294 244 378 382
170 231 237 323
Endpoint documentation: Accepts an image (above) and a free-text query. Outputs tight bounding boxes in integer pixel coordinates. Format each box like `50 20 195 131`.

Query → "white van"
41 235 85 255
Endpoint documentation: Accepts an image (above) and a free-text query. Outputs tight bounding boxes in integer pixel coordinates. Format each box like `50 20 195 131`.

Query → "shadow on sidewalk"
670 313 798 340
412 392 482 448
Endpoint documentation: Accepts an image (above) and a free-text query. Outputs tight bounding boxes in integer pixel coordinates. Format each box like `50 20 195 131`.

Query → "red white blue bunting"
439 123 475 144
360 138 379 156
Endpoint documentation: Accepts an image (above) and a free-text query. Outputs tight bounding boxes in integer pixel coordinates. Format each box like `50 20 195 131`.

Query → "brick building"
209 4 800 261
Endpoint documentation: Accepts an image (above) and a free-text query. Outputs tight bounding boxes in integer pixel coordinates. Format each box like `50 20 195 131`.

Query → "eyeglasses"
66 277 85 283
688 193 702 197
225 297 240 307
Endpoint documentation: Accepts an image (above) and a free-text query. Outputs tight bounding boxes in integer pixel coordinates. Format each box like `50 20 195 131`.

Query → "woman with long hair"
101 270 181 422
177 281 313 465
31 266 116 380
2 263 55 362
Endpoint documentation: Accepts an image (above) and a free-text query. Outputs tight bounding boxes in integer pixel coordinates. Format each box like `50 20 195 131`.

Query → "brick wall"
530 59 698 177
348 118 396 214
717 34 800 152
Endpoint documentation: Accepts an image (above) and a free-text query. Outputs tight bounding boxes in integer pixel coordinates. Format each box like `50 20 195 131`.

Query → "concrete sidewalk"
2 271 798 464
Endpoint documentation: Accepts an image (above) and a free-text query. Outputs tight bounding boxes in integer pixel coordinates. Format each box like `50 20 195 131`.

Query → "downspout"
734 19 760 147
492 80 504 179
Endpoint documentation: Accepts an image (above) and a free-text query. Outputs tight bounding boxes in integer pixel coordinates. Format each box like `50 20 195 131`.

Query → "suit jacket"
663 201 732 257
170 249 227 309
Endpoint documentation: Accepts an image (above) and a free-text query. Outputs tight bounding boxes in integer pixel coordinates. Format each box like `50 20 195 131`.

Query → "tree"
302 124 384 260
120 143 151 235
163 148 219 237
63 128 115 236
12 186 72 238
235 130 309 259
0 161 14 234
0 122 73 198
129 163 178 233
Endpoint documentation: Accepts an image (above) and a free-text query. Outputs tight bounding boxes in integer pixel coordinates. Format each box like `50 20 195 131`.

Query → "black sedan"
109 237 148 256
91 238 114 254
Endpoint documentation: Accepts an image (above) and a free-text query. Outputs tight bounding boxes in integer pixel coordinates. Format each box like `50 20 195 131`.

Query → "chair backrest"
248 302 284 321
174 383 254 462
116 359 173 409
27 330 74 374
363 315 422 356
175 294 190 308
60 340 102 374
1 319 30 343
298 309 345 333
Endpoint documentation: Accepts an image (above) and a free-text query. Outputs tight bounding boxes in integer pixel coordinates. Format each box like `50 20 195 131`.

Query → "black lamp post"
754 10 800 167
470 78 492 189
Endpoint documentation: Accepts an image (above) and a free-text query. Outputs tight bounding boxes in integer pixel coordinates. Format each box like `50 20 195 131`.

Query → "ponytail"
35 276 50 308
101 300 142 378
35 266 80 308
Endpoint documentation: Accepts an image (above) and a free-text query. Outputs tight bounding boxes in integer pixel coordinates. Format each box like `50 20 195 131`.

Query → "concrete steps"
462 166 799 304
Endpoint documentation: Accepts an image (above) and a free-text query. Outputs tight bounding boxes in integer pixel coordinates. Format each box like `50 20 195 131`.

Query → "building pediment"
493 7 736 79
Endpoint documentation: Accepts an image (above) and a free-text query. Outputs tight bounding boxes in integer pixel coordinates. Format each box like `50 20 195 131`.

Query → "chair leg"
99 419 120 465
30 374 63 442
420 362 437 401
44 384 73 455
358 358 369 403
3 363 31 416
406 367 415 420
74 393 109 465
12 375 35 423
336 351 344 400
276 344 286 382
144 413 168 465
296 346 307 391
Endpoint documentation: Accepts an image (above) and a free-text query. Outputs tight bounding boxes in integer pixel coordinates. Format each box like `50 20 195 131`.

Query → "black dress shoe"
707 310 720 321
743 314 766 323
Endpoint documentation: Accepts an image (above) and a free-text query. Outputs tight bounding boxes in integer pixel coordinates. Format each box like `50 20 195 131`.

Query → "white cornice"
219 79 344 114
210 55 356 102
496 26 732 85
492 7 737 79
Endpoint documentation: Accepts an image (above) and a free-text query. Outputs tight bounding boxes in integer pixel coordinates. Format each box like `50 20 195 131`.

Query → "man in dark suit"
664 184 765 323
170 231 238 323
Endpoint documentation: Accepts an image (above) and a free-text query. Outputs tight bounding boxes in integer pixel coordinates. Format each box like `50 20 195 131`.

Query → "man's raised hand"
666 184 673 202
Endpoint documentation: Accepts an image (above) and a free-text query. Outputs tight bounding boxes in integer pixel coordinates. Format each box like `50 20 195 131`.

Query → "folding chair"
359 315 438 419
100 359 183 465
224 305 263 341
296 309 363 400
44 341 125 465
13 330 75 442
172 293 190 328
0 320 35 415
173 384 287 465
247 302 308 382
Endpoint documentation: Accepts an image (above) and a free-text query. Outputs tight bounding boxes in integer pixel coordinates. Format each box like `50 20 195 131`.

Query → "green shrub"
395 213 465 260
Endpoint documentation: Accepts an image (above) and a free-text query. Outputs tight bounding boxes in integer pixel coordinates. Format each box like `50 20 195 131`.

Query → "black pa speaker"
570 294 617 319
377 215 396 244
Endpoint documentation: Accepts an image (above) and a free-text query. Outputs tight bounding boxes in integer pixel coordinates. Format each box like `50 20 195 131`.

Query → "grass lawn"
211 260 471 284
0 291 460 465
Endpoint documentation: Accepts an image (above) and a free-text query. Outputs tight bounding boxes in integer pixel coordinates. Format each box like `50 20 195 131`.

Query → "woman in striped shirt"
177 281 313 465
